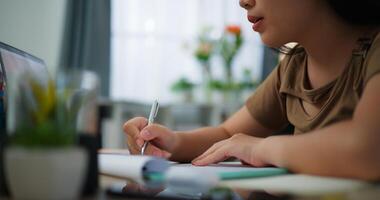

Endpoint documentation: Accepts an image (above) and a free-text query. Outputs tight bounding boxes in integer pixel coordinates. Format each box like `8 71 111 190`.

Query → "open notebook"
99 152 288 186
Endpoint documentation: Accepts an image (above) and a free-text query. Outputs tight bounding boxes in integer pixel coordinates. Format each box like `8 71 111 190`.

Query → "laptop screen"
0 42 48 134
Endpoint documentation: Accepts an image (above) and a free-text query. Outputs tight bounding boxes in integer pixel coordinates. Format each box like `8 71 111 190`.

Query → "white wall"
0 0 66 73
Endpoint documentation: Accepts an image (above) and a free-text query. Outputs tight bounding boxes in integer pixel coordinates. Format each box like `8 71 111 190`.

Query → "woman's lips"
247 16 264 32
252 18 264 32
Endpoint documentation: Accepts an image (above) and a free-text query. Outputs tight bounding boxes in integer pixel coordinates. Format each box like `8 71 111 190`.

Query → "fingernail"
142 130 151 137
163 152 172 158
136 139 144 147
193 162 201 165
192 160 200 165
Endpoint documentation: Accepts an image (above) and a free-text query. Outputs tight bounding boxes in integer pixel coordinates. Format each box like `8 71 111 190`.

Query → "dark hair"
274 0 380 55
327 0 380 27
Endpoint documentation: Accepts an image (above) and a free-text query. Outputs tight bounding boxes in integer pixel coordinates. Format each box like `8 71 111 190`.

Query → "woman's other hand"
191 133 269 167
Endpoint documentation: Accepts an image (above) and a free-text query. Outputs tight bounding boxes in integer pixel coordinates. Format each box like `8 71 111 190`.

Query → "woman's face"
239 0 324 47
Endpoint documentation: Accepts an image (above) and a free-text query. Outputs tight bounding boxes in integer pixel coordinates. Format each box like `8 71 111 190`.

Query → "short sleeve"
364 33 380 85
245 58 289 131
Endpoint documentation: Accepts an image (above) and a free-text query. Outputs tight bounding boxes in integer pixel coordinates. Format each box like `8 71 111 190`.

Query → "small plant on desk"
4 71 88 200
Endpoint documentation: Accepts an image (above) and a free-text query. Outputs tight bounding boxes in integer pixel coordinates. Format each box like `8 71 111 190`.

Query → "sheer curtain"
111 0 263 104
61 0 111 97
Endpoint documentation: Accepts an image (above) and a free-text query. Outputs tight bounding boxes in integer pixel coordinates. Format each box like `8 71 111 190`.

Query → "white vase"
4 146 88 200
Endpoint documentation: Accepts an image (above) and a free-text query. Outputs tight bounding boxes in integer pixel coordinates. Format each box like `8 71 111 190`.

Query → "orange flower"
226 25 241 35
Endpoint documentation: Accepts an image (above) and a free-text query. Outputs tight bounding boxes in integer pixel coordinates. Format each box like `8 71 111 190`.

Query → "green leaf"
171 78 196 92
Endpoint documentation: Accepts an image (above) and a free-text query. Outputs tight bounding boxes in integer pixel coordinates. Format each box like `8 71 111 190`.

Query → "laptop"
0 42 49 135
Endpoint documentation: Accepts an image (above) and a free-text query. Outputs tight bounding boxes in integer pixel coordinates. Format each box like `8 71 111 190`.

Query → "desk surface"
99 174 380 200
1 174 378 200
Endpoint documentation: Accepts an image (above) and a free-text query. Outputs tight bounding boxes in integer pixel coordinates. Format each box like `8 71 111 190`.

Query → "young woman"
123 0 380 180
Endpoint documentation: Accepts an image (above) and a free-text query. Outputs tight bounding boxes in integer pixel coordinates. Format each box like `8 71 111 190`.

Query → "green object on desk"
219 168 288 180
144 168 288 182
144 172 165 182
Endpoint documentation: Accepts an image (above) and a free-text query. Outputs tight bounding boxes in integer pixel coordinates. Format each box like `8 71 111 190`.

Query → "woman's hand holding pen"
123 117 179 159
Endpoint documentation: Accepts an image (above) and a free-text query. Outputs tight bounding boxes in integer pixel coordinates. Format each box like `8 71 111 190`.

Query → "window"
111 0 263 103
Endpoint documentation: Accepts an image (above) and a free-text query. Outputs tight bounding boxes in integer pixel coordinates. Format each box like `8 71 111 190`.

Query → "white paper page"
168 162 368 195
99 154 169 184
165 161 285 194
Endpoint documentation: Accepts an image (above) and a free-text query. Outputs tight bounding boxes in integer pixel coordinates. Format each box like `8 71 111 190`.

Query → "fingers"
193 135 265 167
123 117 176 157
192 147 229 166
127 135 171 158
192 143 219 162
127 134 141 154
136 138 144 148
123 117 148 155
123 117 148 134
140 124 176 152
192 141 227 165
240 159 250 165
143 143 172 159
140 125 168 140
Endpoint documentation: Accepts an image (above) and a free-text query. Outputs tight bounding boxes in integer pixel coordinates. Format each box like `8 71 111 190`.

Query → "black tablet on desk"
105 181 292 200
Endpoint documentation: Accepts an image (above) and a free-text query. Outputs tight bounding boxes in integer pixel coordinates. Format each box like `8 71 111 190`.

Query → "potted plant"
4 71 88 200
171 77 196 103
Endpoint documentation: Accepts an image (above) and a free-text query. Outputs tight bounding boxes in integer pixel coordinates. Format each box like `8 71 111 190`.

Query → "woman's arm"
172 61 287 162
259 74 380 180
171 106 274 162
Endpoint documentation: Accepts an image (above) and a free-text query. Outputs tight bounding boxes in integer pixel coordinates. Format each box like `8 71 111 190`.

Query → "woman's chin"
260 33 286 49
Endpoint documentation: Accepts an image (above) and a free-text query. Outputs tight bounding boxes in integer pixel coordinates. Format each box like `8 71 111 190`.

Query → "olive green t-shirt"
246 32 380 134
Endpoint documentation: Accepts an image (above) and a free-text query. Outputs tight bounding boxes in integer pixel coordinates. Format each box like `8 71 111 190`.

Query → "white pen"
141 100 159 155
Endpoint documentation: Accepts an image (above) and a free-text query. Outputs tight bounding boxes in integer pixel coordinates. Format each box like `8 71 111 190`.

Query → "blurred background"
0 0 279 149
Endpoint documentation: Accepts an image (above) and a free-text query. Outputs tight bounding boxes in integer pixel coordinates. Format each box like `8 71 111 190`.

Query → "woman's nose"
239 0 255 9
